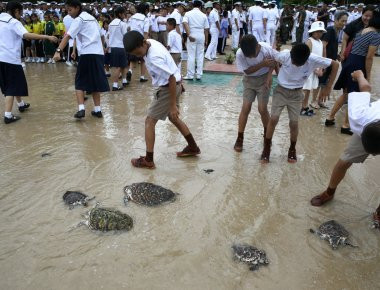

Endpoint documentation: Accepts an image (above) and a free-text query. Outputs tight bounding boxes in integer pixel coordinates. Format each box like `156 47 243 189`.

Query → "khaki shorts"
271 85 304 122
147 84 182 121
171 53 181 66
341 134 369 163
242 74 270 104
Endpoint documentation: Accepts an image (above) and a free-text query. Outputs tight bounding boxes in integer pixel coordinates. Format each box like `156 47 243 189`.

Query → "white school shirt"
63 14 74 47
208 8 220 30
129 13 150 35
170 9 182 28
67 11 104 55
101 28 110 49
231 8 240 29
0 13 28 65
348 92 380 136
275 50 332 89
248 6 268 28
267 8 279 27
236 42 276 77
150 15 159 32
108 18 128 48
144 39 181 87
183 8 209 35
157 16 168 31
167 30 182 53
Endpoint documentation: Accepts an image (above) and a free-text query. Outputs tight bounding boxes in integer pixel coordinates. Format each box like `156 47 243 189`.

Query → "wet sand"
0 55 379 290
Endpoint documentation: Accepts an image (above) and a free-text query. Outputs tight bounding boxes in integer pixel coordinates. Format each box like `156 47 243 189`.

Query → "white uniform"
205 8 220 60
168 30 183 70
63 15 74 48
248 5 268 42
348 11 361 23
303 10 314 43
266 8 279 46
108 18 128 49
170 8 182 31
182 7 209 79
231 8 240 49
129 13 150 36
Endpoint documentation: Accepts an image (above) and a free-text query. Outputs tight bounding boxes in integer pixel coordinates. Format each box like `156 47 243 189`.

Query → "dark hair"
123 31 144 53
114 6 125 19
368 11 380 29
167 17 176 27
240 34 258 57
66 0 82 13
102 19 110 28
223 10 228 18
6 1 23 17
290 44 310 66
193 1 202 8
362 5 376 15
361 120 380 155
334 11 349 21
136 3 149 15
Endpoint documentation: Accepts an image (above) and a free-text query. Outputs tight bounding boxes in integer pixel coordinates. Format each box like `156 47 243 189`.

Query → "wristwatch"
56 48 62 53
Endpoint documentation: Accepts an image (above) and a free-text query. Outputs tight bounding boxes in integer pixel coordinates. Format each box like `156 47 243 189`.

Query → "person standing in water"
53 0 110 119
0 1 57 124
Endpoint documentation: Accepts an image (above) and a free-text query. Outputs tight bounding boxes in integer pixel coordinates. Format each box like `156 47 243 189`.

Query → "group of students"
0 1 380 228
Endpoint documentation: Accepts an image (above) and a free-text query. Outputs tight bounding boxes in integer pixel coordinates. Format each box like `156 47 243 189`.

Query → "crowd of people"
0 1 380 227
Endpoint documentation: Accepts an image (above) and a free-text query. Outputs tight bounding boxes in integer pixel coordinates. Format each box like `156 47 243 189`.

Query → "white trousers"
205 27 219 60
231 27 240 49
186 33 205 78
266 25 276 46
252 25 265 42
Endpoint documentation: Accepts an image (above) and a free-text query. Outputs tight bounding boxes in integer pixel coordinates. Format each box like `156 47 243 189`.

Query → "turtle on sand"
123 182 177 206
63 191 94 209
76 204 133 232
232 244 269 271
310 220 358 249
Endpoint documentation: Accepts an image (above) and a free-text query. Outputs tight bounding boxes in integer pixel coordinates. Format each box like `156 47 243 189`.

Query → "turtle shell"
318 220 349 238
88 207 133 232
123 182 176 206
232 244 269 271
63 191 88 206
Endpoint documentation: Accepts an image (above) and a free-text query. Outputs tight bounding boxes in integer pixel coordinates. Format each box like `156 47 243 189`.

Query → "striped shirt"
351 31 380 57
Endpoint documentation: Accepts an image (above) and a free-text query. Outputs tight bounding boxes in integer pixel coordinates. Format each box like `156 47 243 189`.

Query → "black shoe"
122 81 129 87
140 77 148 82
84 96 89 101
91 110 103 118
126 71 132 82
325 119 335 126
4 115 21 124
18 103 30 112
74 109 85 119
341 127 353 135
112 86 123 91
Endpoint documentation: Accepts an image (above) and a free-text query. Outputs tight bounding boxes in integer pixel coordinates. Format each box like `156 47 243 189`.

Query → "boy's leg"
170 113 200 157
326 92 347 125
131 116 157 169
261 115 279 163
288 120 298 163
286 91 304 163
234 98 252 152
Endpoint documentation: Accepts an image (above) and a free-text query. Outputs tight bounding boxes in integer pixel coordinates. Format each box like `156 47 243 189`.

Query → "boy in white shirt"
261 43 339 163
234 35 277 152
311 70 380 229
166 18 182 68
123 31 200 169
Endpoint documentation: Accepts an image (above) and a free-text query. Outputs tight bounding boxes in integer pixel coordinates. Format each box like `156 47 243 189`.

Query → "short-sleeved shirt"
170 9 182 28
0 13 28 65
67 11 104 55
236 42 277 77
157 16 168 31
348 92 380 136
129 13 150 36
108 18 128 48
351 31 380 56
275 50 332 89
183 8 209 35
344 17 365 43
150 15 159 33
144 39 181 87
167 30 182 53
322 26 338 60
208 8 220 29
249 6 268 27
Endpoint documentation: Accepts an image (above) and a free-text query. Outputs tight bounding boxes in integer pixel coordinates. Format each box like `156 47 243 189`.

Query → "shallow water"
0 56 379 290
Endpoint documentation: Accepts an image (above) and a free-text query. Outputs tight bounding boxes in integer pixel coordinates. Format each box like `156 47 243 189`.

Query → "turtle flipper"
344 241 358 248
68 221 87 232
69 204 75 210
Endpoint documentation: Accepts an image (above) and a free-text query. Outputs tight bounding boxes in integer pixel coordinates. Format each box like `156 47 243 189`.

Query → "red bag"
343 40 353 59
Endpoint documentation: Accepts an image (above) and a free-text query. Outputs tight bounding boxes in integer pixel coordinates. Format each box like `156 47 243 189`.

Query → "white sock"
128 69 132 73
4 112 12 118
122 78 127 83
17 101 25 107
94 106 101 112
78 104 85 111
113 82 118 88
140 76 145 79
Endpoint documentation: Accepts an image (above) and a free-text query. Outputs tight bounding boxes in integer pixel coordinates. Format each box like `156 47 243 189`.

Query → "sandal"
300 107 314 117
260 139 271 164
373 210 380 229
287 148 297 163
325 119 335 127
234 137 243 152
310 102 320 110
310 190 335 207
176 145 201 157
131 156 155 169
318 102 329 109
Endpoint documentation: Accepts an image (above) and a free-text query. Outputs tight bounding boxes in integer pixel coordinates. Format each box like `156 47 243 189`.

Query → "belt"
279 85 302 91
161 81 181 87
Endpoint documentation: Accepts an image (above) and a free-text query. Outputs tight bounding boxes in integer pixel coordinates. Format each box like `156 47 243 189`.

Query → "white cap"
204 1 213 8
308 21 327 33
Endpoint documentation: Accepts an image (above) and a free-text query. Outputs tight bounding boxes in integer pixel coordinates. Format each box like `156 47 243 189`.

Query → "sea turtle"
232 244 269 271
63 191 94 209
123 182 177 206
77 204 133 232
203 169 214 174
310 220 358 249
